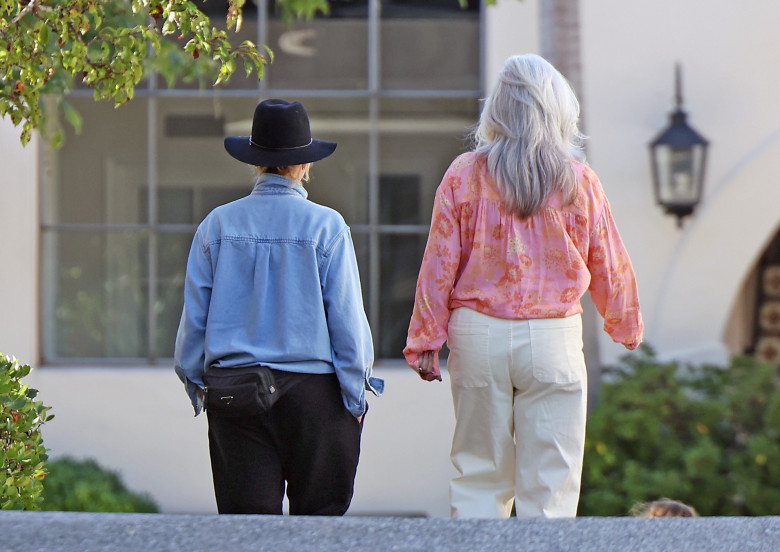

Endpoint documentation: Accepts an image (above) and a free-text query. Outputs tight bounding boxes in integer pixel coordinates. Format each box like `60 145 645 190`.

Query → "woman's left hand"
415 350 442 382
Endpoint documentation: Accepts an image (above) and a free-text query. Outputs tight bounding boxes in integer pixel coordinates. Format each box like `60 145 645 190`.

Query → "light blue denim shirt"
174 173 383 418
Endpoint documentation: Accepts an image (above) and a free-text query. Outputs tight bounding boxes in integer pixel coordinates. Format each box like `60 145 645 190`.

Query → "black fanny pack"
203 366 279 416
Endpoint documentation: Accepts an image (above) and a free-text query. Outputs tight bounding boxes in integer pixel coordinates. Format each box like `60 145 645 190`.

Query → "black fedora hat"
224 99 337 166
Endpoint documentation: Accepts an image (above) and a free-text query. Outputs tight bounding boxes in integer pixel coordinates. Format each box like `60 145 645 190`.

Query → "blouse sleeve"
587 196 644 349
403 170 462 372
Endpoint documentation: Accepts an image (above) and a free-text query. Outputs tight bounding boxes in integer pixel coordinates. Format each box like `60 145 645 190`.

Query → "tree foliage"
0 0 329 145
0 354 53 510
579 346 780 516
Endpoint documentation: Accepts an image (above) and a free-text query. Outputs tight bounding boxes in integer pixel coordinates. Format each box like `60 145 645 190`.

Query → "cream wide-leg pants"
447 307 588 519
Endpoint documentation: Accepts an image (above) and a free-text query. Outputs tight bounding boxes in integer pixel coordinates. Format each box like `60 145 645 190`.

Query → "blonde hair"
474 54 586 218
255 164 311 182
633 499 699 518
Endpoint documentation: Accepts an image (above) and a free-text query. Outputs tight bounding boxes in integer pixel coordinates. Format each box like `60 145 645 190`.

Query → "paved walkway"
2 511 778 551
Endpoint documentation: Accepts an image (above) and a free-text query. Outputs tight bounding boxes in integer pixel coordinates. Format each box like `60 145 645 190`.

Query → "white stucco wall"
0 120 38 364
27 364 457 516
484 0 539 93
580 0 780 365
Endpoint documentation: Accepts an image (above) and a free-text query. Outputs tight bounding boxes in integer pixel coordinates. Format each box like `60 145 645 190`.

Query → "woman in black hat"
175 99 384 515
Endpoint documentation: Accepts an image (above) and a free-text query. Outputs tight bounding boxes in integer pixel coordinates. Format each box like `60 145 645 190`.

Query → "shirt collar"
252 173 308 199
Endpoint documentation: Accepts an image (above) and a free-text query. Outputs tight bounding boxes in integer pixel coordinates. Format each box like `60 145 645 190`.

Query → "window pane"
381 2 479 90
158 97 258 224
379 233 426 358
300 99 371 224
381 0 479 17
269 0 368 17
379 174 422 225
378 98 478 225
43 99 148 225
266 18 368 90
352 230 371 320
42 230 149 359
154 231 193 358
160 97 371 224
377 134 459 226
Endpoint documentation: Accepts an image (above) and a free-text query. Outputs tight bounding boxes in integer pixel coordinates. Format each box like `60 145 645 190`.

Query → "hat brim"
224 136 337 167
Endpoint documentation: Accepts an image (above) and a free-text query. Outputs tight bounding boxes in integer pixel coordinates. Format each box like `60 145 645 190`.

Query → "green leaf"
61 100 83 135
16 364 30 379
39 24 50 46
9 397 27 411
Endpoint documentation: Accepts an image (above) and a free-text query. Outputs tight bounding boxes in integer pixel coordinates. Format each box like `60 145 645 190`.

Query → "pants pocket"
447 311 490 388
529 316 585 384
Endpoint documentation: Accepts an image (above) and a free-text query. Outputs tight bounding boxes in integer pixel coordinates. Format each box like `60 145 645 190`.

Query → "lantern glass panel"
654 143 705 206
669 147 695 201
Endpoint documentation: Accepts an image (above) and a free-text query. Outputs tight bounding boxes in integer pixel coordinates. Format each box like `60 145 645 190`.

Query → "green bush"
0 354 53 510
41 457 159 512
579 346 780 516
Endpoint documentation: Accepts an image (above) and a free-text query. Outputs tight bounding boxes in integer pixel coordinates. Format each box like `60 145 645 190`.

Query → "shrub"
41 457 159 513
579 346 780 516
0 354 53 510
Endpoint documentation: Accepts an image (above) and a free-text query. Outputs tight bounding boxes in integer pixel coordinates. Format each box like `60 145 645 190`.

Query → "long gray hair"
474 54 586 218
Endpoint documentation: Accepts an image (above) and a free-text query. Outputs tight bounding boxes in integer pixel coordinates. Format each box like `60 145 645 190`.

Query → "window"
41 0 481 362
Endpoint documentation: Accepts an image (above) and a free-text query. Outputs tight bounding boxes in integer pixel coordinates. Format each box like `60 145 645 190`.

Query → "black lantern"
649 64 709 227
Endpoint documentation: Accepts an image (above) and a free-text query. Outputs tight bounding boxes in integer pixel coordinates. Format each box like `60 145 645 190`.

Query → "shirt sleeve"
404 170 462 373
174 229 213 415
587 199 644 349
321 228 383 419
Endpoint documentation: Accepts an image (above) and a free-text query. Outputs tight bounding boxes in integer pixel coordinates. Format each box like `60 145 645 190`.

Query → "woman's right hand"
414 350 442 382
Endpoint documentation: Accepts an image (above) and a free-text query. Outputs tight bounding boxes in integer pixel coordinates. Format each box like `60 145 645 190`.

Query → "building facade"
2 0 780 516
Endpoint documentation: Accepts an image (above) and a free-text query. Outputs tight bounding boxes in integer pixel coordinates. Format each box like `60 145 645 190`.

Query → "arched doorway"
725 226 780 366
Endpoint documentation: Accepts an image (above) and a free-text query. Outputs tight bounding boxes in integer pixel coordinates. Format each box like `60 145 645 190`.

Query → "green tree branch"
0 0 328 145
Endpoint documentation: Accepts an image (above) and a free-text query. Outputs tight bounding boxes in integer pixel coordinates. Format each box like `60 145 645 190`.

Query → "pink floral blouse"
404 152 643 373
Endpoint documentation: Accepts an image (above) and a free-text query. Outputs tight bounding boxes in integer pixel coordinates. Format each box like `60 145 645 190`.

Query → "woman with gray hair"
404 54 643 518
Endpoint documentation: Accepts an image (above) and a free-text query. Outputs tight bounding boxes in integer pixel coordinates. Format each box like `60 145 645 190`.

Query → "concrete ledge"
3 511 778 551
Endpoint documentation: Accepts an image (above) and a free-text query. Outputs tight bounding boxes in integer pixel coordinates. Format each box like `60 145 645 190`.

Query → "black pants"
207 371 363 515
